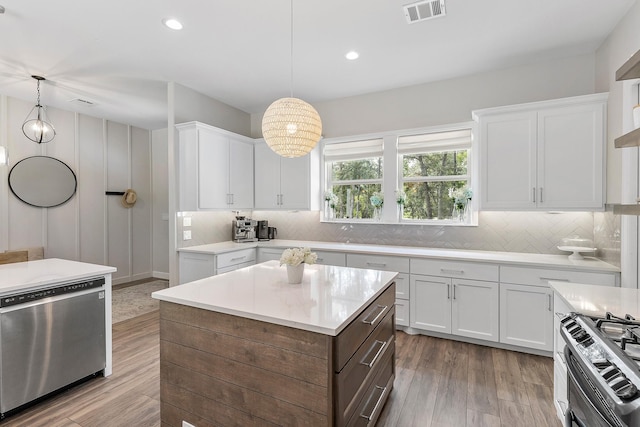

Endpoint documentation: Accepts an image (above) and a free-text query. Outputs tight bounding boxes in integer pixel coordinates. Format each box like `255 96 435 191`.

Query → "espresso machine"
232 217 258 242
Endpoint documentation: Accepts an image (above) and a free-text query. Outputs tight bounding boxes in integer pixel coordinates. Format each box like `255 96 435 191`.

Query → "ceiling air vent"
403 0 446 24
68 98 96 107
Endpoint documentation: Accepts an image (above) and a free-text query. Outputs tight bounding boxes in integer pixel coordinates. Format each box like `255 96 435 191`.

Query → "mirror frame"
8 156 77 208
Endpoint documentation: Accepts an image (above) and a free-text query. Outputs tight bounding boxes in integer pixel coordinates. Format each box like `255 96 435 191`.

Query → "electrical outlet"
183 230 192 240
182 422 196 427
183 216 192 227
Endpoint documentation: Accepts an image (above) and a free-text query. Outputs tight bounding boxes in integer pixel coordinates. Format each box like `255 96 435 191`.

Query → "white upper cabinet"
254 141 317 210
474 93 607 211
176 122 254 211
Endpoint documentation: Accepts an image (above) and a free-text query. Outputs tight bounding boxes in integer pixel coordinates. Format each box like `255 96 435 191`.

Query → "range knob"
616 382 638 400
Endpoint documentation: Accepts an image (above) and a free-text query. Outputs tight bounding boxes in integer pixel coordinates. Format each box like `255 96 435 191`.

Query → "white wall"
250 54 597 138
0 94 154 285
595 1 640 288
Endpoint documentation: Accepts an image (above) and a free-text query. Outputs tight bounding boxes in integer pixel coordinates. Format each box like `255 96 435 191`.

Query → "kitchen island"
152 260 398 427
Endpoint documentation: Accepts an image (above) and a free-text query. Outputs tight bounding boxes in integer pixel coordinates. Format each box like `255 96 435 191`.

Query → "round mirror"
8 156 77 208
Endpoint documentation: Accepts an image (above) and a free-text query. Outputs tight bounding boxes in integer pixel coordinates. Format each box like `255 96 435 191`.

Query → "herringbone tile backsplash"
178 210 621 267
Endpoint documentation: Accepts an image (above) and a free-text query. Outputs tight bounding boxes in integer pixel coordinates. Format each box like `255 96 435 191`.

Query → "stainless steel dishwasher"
0 276 106 417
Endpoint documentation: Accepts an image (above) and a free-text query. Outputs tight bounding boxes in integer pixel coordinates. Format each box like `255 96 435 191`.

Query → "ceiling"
0 0 635 130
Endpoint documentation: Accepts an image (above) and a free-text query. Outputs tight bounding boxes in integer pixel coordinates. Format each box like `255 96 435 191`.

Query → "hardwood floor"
0 312 561 427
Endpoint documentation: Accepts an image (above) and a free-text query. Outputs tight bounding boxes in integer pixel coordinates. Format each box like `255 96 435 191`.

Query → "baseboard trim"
153 271 169 280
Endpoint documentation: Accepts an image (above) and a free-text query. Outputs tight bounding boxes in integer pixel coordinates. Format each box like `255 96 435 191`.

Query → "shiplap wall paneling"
106 121 131 284
78 114 107 265
7 97 45 251
44 107 78 261
131 126 152 280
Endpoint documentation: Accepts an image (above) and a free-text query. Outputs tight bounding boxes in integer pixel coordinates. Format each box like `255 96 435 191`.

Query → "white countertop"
0 258 117 294
178 239 620 273
551 282 640 318
152 260 398 336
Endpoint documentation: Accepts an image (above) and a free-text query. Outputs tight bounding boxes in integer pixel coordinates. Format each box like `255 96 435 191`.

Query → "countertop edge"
177 240 620 273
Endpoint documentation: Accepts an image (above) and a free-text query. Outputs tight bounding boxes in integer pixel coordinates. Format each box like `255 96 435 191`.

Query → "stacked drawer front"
334 284 396 427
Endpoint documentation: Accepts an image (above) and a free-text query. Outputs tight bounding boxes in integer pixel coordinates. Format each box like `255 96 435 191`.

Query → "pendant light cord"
36 79 41 107
290 0 294 98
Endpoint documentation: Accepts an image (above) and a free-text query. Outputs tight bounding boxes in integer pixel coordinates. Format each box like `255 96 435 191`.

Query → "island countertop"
0 258 117 294
551 282 640 318
152 260 398 335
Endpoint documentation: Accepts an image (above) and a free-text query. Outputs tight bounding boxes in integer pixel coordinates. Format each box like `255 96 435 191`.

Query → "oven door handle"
566 354 618 427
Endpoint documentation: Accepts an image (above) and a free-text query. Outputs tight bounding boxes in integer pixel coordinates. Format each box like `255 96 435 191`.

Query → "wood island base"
158 283 396 427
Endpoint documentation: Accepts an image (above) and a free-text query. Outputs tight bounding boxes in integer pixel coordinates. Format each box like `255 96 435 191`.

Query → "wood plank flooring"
0 311 561 427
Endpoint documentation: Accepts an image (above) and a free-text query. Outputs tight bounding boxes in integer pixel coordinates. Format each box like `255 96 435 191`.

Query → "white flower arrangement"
370 191 384 208
324 191 339 208
280 247 318 267
448 187 473 210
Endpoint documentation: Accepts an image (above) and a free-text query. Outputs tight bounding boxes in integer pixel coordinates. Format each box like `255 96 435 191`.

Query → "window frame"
398 128 473 224
321 122 476 225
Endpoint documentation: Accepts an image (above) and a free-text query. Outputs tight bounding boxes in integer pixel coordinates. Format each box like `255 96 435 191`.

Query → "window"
398 128 472 221
324 139 383 220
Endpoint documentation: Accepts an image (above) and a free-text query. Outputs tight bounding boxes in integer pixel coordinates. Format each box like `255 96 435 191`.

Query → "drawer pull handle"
360 385 387 421
440 268 464 275
230 256 246 262
539 277 570 282
362 305 388 326
366 262 387 268
360 340 387 369
316 258 324 262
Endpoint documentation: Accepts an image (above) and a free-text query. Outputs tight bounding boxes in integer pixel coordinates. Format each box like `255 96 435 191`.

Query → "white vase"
286 264 305 284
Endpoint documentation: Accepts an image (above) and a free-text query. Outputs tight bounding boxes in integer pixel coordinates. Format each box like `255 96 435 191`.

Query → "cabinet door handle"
440 268 464 275
366 262 387 268
280 194 284 206
533 187 536 203
362 305 388 326
359 385 387 421
540 187 543 203
360 340 387 369
447 284 450 300
230 193 234 205
548 294 552 311
453 284 456 300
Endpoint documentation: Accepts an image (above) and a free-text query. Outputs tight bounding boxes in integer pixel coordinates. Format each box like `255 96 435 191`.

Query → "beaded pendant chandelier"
261 0 322 158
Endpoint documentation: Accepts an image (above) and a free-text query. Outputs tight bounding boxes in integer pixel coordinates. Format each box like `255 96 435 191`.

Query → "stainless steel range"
560 312 640 427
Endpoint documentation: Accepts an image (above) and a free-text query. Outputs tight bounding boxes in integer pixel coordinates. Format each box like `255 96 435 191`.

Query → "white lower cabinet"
179 252 215 284
179 248 256 284
499 283 554 351
347 254 411 328
410 274 499 342
553 292 573 421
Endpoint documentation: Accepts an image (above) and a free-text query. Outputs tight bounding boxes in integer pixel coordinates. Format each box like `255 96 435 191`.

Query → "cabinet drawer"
395 299 408 327
216 260 255 275
335 284 396 372
500 265 617 287
345 349 394 427
395 273 409 299
336 310 394 426
315 250 346 266
217 248 256 269
347 254 409 273
410 258 499 282
257 248 282 263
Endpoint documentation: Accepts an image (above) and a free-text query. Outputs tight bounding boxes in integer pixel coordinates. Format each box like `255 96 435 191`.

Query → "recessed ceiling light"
162 18 183 30
345 51 359 60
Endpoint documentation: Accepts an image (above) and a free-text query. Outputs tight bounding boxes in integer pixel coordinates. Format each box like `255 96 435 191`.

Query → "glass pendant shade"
22 75 55 144
262 97 322 158
22 104 56 144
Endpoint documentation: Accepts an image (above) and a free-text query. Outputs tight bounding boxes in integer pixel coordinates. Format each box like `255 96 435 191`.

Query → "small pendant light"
22 75 56 144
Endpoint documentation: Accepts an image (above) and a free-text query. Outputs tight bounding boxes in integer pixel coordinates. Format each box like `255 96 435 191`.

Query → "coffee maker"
232 217 258 242
256 220 269 240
